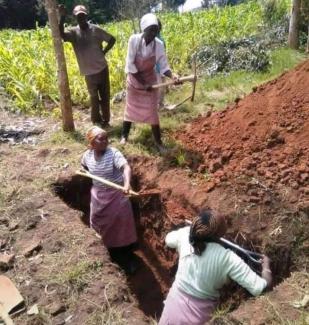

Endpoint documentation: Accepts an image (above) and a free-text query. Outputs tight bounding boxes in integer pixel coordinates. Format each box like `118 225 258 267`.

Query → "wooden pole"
307 24 309 53
45 0 75 132
288 0 301 50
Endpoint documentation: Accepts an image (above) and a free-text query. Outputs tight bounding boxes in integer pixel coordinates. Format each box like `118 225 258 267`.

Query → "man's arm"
58 5 74 42
59 15 66 39
96 27 116 55
103 34 116 55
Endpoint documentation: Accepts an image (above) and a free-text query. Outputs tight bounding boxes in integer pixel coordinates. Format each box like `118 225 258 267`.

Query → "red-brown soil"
1 59 309 324
125 59 309 319
176 59 309 204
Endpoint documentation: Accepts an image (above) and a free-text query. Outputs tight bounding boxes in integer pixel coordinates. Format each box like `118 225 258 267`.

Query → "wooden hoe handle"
0 304 14 325
151 75 196 89
76 170 139 196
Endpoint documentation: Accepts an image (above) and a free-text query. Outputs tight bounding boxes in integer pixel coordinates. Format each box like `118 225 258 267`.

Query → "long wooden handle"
0 304 14 325
76 170 139 196
151 75 196 89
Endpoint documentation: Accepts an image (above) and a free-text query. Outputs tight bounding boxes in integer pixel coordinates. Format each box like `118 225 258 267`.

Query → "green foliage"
0 0 47 29
56 260 103 291
259 0 290 26
0 1 264 114
196 38 271 75
195 21 290 76
200 47 307 109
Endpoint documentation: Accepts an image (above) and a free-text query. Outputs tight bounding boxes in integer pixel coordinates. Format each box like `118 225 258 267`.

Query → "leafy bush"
196 38 270 75
195 22 289 76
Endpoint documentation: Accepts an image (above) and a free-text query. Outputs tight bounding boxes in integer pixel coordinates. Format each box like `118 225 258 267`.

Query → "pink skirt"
124 75 159 125
159 284 217 325
90 186 137 248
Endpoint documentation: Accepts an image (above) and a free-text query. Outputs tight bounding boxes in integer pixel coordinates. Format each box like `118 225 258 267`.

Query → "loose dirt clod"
21 240 42 257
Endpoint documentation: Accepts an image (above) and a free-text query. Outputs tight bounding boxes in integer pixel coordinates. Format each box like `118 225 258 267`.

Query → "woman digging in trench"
81 126 138 274
159 209 272 325
120 13 180 153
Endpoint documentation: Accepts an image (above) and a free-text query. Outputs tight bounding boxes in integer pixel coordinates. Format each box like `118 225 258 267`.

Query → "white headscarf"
140 13 158 32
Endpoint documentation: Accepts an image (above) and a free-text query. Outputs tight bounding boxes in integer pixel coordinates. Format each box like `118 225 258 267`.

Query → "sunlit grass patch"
50 129 85 145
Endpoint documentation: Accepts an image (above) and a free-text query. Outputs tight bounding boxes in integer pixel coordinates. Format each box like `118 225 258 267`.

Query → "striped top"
81 147 127 188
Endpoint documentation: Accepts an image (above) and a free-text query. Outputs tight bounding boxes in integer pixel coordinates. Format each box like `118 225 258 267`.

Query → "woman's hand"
172 74 182 85
261 255 272 288
123 182 131 194
131 72 151 90
145 84 153 91
163 70 182 86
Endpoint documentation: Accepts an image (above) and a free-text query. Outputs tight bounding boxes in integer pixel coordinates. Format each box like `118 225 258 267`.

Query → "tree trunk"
288 0 301 49
45 0 75 132
307 24 309 53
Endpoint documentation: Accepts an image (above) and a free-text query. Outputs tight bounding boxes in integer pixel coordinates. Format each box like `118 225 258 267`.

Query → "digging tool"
219 238 263 265
0 305 14 325
151 75 196 89
0 276 25 324
76 170 160 197
164 95 192 110
185 220 262 265
191 56 197 102
154 56 198 110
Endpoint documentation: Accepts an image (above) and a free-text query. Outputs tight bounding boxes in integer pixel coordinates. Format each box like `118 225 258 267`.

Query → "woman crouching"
159 209 272 324
81 126 138 274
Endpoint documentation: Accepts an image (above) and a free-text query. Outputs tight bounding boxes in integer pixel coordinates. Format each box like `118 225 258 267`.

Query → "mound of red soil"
177 59 309 202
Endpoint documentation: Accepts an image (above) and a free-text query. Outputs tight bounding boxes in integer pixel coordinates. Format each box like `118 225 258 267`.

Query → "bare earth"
0 60 309 324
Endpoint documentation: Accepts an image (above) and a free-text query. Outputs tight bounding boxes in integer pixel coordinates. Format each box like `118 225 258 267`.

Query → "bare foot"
120 137 127 145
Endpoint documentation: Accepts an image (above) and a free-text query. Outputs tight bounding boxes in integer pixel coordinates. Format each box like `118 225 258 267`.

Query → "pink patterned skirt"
90 186 137 248
159 284 217 325
124 74 159 125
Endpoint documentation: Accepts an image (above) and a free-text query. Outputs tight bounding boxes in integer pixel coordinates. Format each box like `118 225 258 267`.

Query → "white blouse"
125 33 170 75
166 227 267 299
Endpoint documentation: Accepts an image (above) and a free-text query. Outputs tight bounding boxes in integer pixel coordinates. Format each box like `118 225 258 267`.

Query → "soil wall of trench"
53 59 309 322
53 154 308 321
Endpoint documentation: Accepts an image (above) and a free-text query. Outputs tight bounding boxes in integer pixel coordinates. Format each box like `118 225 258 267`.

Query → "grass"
84 295 133 325
50 129 85 145
58 260 103 291
198 47 308 110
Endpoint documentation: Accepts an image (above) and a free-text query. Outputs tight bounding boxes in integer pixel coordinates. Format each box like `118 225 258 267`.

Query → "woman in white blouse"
120 13 179 153
159 210 272 325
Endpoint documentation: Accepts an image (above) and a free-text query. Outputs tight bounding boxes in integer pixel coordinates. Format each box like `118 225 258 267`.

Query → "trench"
52 174 173 318
52 174 293 319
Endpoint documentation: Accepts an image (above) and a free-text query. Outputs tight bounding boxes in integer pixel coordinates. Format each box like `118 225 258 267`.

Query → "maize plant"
0 1 262 114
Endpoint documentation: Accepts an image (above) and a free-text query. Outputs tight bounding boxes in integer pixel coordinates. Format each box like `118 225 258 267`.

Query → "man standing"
58 4 115 127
